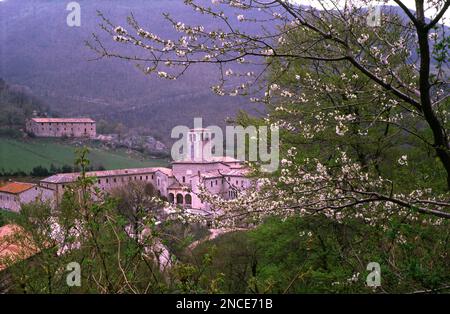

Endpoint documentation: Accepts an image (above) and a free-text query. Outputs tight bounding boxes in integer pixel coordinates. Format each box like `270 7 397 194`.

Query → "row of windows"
97 174 158 185
40 122 94 126
59 174 161 191
0 195 18 202
40 127 94 132
208 178 245 188
226 177 245 186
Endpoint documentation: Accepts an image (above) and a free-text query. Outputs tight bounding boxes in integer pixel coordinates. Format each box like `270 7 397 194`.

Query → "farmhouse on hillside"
26 118 96 138
0 182 54 212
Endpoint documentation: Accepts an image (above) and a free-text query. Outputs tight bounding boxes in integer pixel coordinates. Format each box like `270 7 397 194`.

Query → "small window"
98 179 101 184
114 178 117 183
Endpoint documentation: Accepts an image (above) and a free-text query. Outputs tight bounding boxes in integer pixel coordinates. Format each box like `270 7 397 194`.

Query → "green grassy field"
0 138 169 173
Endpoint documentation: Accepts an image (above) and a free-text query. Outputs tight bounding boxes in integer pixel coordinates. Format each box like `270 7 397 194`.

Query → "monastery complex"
0 128 251 215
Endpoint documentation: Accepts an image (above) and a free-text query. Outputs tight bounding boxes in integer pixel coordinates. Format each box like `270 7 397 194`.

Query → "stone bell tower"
187 128 213 162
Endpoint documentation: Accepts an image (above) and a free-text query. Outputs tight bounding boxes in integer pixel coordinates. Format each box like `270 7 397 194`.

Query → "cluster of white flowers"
335 122 348 136
398 155 408 166
175 22 186 32
163 40 175 51
261 48 274 56
113 35 129 43
114 26 127 35
357 33 369 44
270 83 280 91
211 85 225 96
137 28 160 41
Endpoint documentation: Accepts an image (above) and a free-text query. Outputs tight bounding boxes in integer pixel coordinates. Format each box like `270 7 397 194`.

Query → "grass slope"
0 138 168 173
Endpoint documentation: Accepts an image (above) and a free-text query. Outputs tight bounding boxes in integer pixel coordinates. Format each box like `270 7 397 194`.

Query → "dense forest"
0 78 49 137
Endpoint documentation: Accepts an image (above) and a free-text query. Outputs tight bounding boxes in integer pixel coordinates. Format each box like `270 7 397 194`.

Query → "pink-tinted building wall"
26 118 96 138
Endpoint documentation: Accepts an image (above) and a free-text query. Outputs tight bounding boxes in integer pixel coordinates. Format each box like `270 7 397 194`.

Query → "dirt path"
188 228 248 250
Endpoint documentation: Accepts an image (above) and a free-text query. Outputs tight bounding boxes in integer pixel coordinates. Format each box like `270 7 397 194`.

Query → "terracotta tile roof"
41 167 173 184
0 224 40 271
0 182 35 195
153 167 173 177
188 168 249 180
31 118 95 123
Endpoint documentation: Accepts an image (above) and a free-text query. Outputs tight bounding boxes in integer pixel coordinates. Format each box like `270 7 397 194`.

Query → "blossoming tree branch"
87 0 450 223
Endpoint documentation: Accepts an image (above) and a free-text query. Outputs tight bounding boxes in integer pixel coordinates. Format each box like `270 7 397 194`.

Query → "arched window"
168 193 174 204
185 194 192 206
176 194 183 205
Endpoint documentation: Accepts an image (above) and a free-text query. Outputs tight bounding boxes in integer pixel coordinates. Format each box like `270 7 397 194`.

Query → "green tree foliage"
190 215 450 293
0 78 49 136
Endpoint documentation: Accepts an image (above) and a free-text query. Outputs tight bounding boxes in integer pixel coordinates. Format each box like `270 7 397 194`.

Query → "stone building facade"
26 118 96 138
167 128 251 212
0 182 54 212
40 167 173 206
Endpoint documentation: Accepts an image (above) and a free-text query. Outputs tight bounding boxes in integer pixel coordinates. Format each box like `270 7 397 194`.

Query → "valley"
0 137 168 175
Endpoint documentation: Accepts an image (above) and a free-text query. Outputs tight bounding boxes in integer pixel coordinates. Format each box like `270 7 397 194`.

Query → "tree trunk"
416 1 450 190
